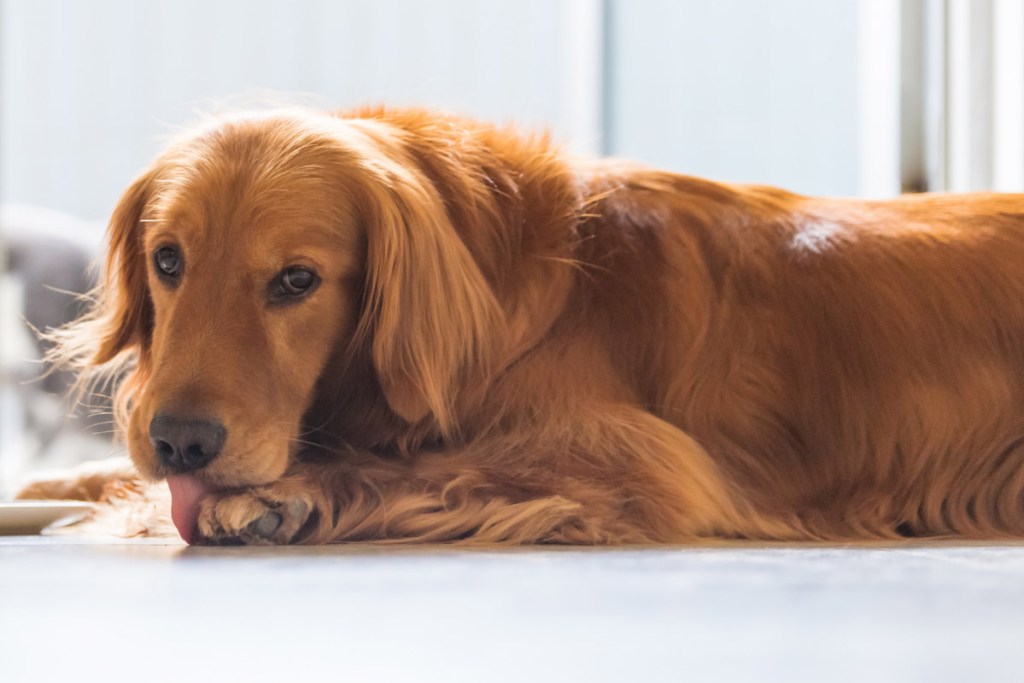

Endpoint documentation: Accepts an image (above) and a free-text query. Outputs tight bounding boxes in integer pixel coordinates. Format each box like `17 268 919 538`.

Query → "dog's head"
68 110 505 494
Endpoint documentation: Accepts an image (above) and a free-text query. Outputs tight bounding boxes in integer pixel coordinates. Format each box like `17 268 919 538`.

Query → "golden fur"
25 106 1024 543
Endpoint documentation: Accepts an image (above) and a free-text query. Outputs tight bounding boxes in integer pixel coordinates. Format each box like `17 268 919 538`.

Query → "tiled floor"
2 535 1023 682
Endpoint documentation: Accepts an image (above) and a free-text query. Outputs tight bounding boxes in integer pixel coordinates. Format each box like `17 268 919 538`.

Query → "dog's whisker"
287 437 324 450
83 429 119 438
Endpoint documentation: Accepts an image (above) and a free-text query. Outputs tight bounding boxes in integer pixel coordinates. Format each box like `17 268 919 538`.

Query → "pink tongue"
166 474 217 545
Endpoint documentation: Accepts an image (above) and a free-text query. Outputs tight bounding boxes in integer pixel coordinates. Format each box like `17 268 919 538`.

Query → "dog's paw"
195 482 318 545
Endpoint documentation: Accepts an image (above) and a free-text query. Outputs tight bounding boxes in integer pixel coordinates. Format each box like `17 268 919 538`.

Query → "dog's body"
24 107 1024 543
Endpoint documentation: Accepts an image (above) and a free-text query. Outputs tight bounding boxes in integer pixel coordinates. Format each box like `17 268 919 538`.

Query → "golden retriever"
22 106 1024 544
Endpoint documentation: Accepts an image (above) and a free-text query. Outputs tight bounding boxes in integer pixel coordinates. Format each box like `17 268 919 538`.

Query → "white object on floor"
0 501 94 535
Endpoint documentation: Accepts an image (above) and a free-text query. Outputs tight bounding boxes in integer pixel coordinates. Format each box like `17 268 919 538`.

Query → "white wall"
608 0 862 196
3 0 1021 225
0 0 583 222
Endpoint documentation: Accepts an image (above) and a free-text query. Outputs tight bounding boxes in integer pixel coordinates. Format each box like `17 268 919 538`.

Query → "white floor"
2 536 1024 682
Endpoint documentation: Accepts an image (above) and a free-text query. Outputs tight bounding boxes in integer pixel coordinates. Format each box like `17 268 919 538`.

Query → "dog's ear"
355 157 504 435
42 166 157 422
47 166 157 369
91 169 156 364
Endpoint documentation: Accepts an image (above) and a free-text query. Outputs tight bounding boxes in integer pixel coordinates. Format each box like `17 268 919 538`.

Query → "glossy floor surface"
2 536 1023 682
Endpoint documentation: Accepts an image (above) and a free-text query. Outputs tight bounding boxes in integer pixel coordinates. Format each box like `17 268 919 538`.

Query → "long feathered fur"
26 106 1024 543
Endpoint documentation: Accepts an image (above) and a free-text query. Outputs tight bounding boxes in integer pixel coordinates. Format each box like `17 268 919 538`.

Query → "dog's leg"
15 456 178 538
195 408 797 545
15 455 140 502
194 453 596 545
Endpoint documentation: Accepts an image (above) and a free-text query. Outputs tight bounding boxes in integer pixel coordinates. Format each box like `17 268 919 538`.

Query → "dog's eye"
281 267 316 294
270 266 319 302
154 246 182 279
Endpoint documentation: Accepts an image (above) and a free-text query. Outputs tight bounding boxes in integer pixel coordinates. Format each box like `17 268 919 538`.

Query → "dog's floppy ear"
42 165 157 424
91 169 157 364
355 156 504 435
47 167 156 378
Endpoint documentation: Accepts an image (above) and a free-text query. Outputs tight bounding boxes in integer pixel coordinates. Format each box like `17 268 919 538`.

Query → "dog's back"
580 167 1024 535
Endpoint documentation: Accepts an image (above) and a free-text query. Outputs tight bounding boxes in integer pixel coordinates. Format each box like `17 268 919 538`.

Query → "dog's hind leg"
15 456 177 538
15 455 139 502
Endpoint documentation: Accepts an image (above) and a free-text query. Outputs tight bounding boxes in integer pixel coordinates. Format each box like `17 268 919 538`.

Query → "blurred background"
1 0 1023 496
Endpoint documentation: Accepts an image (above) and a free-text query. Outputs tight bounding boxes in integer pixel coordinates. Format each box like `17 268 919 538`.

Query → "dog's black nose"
149 414 227 473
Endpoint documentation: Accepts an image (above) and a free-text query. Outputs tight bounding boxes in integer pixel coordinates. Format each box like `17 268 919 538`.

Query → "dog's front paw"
196 482 318 545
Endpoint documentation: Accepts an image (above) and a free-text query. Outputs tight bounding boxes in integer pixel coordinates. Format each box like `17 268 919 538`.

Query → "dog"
20 106 1024 545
